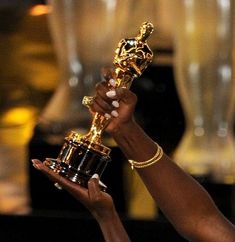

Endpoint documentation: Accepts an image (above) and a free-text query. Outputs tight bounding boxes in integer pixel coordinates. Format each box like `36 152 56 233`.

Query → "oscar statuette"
44 22 154 191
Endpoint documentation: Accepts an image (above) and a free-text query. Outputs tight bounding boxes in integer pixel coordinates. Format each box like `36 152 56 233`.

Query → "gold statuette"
44 22 154 191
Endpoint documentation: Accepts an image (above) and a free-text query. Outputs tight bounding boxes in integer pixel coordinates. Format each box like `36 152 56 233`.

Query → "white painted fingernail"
92 173 99 179
112 100 119 108
111 110 119 117
104 113 111 119
31 159 40 169
109 79 116 87
99 180 107 188
106 90 116 98
32 163 40 169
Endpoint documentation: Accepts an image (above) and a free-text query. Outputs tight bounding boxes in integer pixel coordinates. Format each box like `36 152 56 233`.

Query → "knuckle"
95 82 101 91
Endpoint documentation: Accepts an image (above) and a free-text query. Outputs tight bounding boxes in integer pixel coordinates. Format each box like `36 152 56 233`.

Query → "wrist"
109 118 137 137
93 206 118 224
94 206 131 242
108 118 159 163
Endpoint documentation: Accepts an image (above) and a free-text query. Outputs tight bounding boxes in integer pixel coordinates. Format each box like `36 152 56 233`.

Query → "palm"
69 184 114 216
32 159 115 220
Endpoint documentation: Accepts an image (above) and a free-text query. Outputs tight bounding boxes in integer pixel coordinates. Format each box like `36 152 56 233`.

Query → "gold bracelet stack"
128 143 163 170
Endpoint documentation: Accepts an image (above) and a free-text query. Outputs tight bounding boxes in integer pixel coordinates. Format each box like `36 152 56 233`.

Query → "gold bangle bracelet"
130 144 162 165
128 143 163 170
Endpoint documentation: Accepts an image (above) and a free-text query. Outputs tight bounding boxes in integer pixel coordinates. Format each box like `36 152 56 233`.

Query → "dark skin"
31 159 131 242
32 69 235 242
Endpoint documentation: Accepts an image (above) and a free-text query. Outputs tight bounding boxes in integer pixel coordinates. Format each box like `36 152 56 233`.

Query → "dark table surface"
0 212 188 242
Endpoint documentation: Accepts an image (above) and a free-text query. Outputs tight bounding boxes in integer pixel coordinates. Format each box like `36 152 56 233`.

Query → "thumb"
88 174 102 202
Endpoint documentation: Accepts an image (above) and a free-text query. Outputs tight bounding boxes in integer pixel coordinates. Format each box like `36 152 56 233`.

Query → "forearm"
95 209 130 242
111 120 235 240
111 120 157 162
111 121 208 217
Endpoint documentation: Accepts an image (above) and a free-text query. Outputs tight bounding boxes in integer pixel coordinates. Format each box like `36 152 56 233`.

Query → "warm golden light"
29 4 51 16
0 107 36 126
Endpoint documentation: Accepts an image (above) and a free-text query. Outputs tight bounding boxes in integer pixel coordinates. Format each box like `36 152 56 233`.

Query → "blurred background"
0 0 234 241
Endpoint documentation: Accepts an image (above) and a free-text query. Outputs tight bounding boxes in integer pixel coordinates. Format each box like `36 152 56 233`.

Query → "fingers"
31 160 112 214
101 67 116 81
31 159 88 198
90 80 116 116
88 174 102 201
91 79 137 119
95 80 111 101
31 159 62 183
95 79 137 105
92 94 113 116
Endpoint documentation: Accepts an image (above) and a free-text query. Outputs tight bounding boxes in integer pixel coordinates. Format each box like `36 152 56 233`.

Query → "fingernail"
92 173 99 179
112 100 119 108
104 113 111 119
106 90 116 98
99 180 107 188
111 110 119 117
31 159 40 169
109 79 116 87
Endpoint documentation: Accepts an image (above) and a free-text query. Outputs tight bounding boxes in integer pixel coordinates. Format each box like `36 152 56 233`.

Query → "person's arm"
31 159 130 242
90 77 235 242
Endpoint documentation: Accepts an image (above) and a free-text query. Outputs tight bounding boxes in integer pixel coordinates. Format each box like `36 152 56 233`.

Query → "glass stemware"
172 0 235 184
